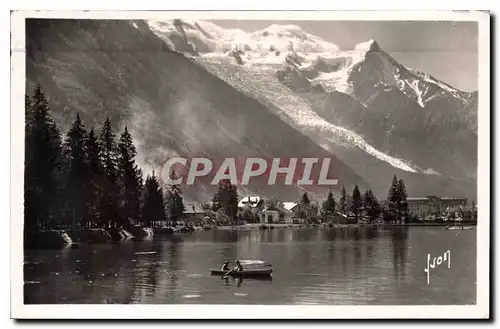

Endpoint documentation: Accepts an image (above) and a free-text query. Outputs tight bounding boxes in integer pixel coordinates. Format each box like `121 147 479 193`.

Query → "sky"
211 20 478 91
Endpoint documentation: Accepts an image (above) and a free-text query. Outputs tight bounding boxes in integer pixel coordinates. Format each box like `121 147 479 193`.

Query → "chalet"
260 205 292 224
281 202 302 224
287 203 318 220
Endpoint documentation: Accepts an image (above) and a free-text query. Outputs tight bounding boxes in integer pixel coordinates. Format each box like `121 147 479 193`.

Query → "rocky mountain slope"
26 19 477 201
148 19 477 198
26 19 368 202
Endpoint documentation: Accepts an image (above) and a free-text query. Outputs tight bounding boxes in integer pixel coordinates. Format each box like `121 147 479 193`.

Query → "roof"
282 202 298 211
262 205 292 214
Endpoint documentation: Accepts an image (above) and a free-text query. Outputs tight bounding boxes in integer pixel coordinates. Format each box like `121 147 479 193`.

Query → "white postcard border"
10 10 490 319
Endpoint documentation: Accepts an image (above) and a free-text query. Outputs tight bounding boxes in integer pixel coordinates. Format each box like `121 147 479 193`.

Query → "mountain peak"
262 24 306 34
354 39 381 53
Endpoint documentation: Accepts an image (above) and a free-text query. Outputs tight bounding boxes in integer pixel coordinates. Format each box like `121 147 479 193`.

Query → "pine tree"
84 128 103 228
211 187 222 212
212 179 238 221
301 192 311 205
227 183 239 221
165 170 185 225
363 189 380 222
62 114 88 234
117 126 143 228
25 94 33 131
339 186 348 214
397 179 409 222
386 174 400 222
141 172 166 227
212 180 225 213
350 185 362 221
322 190 336 221
98 117 120 228
24 85 64 233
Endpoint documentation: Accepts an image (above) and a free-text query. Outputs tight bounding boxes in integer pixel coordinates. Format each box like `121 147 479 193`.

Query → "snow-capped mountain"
26 19 370 202
147 20 340 55
25 19 477 201
148 20 421 171
148 20 476 109
148 19 477 189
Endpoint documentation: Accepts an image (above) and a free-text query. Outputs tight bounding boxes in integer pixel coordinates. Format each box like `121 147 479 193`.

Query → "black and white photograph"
10 10 490 319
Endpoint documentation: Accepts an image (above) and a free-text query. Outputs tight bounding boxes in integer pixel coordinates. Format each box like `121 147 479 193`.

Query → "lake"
24 227 476 305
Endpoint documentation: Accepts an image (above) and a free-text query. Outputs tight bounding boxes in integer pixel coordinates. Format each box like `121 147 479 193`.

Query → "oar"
222 268 234 278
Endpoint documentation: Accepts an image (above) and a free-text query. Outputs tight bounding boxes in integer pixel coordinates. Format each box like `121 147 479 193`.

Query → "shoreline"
211 221 478 230
25 221 477 250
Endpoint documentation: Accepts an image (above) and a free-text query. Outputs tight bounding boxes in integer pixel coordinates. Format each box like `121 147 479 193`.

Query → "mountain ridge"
147 19 477 198
26 19 372 202
25 18 477 201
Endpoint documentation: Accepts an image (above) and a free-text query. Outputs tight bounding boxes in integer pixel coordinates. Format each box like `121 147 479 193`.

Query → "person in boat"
233 260 244 272
221 261 230 271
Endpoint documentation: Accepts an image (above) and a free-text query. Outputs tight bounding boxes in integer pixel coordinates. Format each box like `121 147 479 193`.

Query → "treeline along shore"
24 85 190 249
24 86 476 250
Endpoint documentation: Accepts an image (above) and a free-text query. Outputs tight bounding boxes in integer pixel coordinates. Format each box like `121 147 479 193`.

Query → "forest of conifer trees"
24 85 185 244
25 85 455 247
320 177 410 224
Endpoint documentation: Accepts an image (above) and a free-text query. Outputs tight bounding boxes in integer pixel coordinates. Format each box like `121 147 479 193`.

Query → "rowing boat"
210 268 273 277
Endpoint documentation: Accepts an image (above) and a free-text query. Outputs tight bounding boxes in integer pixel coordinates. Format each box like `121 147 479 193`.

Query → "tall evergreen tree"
227 183 239 220
117 126 143 228
24 85 64 233
84 127 103 228
301 192 311 205
98 117 120 228
339 186 348 214
62 114 88 234
165 170 185 225
322 190 336 220
350 185 362 221
141 172 166 227
25 94 33 130
211 187 222 212
363 189 380 222
212 179 238 220
397 179 409 222
386 174 400 222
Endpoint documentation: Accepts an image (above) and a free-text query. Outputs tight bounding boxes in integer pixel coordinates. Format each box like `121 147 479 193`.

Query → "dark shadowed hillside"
26 19 368 202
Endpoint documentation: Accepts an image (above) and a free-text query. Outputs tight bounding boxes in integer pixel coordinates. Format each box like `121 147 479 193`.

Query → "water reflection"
391 227 409 279
24 227 476 305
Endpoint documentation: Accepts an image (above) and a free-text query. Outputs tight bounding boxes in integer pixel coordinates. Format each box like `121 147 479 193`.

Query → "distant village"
183 177 478 228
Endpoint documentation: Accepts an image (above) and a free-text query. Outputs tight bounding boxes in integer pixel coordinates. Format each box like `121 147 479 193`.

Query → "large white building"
407 196 468 220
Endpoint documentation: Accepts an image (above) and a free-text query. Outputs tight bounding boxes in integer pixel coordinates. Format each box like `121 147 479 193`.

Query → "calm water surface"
24 227 476 305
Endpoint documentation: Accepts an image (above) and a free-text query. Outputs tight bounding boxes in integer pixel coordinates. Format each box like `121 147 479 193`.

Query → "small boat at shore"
210 268 273 277
445 226 474 230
